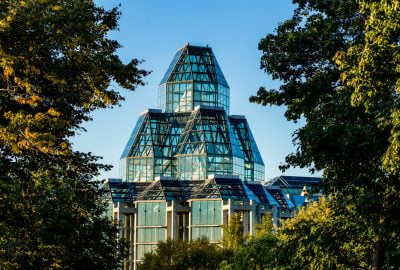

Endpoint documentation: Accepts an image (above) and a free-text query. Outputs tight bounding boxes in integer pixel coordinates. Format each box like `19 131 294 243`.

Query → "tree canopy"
222 213 245 251
0 0 148 269
335 1 400 175
138 238 227 270
255 212 274 238
250 0 400 269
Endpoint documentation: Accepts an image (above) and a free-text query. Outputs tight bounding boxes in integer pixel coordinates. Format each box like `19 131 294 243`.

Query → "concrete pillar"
115 202 124 240
170 200 178 240
243 211 249 235
133 203 138 270
249 200 257 236
123 214 129 270
228 199 233 218
272 205 278 227
130 214 134 270
188 201 192 240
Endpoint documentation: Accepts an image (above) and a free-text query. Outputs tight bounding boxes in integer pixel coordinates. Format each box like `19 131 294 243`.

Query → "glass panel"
192 201 200 224
158 45 230 113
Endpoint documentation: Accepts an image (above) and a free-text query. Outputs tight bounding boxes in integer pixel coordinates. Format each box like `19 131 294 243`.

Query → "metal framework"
159 45 230 113
104 44 287 270
265 187 295 210
229 115 265 182
119 44 265 183
137 179 202 201
246 182 280 207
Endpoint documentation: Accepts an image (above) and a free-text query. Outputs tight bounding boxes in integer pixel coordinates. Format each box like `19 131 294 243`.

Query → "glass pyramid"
158 44 230 114
120 44 264 183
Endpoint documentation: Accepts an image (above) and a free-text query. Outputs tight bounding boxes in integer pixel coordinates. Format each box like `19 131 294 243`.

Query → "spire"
158 44 230 114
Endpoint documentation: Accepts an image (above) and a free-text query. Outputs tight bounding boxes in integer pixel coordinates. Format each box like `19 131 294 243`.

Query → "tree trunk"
371 239 384 270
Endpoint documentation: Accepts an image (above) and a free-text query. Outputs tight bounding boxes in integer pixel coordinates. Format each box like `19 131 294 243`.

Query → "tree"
138 238 225 270
228 235 280 270
222 213 245 251
225 213 278 270
0 0 148 269
335 1 400 175
334 2 400 268
250 0 400 269
255 212 274 238
277 198 371 270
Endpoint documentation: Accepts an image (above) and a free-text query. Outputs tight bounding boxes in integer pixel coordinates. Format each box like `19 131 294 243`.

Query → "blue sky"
72 0 322 181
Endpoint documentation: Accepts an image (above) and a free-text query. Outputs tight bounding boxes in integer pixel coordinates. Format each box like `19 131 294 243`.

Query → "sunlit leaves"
223 213 246 251
252 0 400 268
278 198 371 270
0 0 148 268
335 0 400 174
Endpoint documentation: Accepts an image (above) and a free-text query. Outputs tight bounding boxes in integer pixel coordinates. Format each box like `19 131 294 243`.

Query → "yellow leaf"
52 5 62 11
47 108 61 117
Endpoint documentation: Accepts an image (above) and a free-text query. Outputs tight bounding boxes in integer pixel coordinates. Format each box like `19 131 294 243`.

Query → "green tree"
228 235 280 270
335 1 400 269
250 0 400 269
224 213 277 270
255 212 274 238
335 1 400 175
0 0 148 269
222 213 245 251
334 2 400 268
138 238 225 270
277 198 371 270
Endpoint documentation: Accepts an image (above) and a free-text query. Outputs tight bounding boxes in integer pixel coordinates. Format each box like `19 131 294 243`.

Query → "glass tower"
158 45 230 113
120 44 265 183
106 45 283 269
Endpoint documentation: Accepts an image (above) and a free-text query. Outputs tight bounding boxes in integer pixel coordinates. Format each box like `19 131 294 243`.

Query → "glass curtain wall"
136 202 167 260
191 200 222 241
158 45 230 114
122 112 192 182
120 45 265 183
229 116 265 182
176 108 245 180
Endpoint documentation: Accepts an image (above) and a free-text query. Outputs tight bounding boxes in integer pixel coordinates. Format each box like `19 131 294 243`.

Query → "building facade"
104 45 315 269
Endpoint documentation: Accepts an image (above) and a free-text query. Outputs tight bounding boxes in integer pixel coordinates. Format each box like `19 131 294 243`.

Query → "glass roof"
265 187 295 209
160 47 184 84
268 175 322 189
102 178 293 209
120 114 146 158
119 108 268 182
243 183 260 204
245 182 280 207
102 179 150 203
119 45 265 183
137 180 202 201
158 44 230 113
291 195 306 207
190 177 253 202
176 106 244 159
160 45 228 87
229 116 264 165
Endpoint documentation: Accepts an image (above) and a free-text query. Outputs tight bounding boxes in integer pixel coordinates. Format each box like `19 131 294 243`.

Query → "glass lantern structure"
104 45 282 270
120 44 265 184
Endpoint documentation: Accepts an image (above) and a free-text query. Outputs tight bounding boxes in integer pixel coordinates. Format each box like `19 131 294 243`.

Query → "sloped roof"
268 175 322 189
160 44 229 88
190 176 258 202
176 106 243 158
229 116 264 165
265 187 295 209
102 178 150 203
120 113 147 159
245 182 280 207
137 179 201 201
291 195 306 207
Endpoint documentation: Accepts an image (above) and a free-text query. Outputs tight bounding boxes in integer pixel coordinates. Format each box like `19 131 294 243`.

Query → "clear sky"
72 0 322 181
